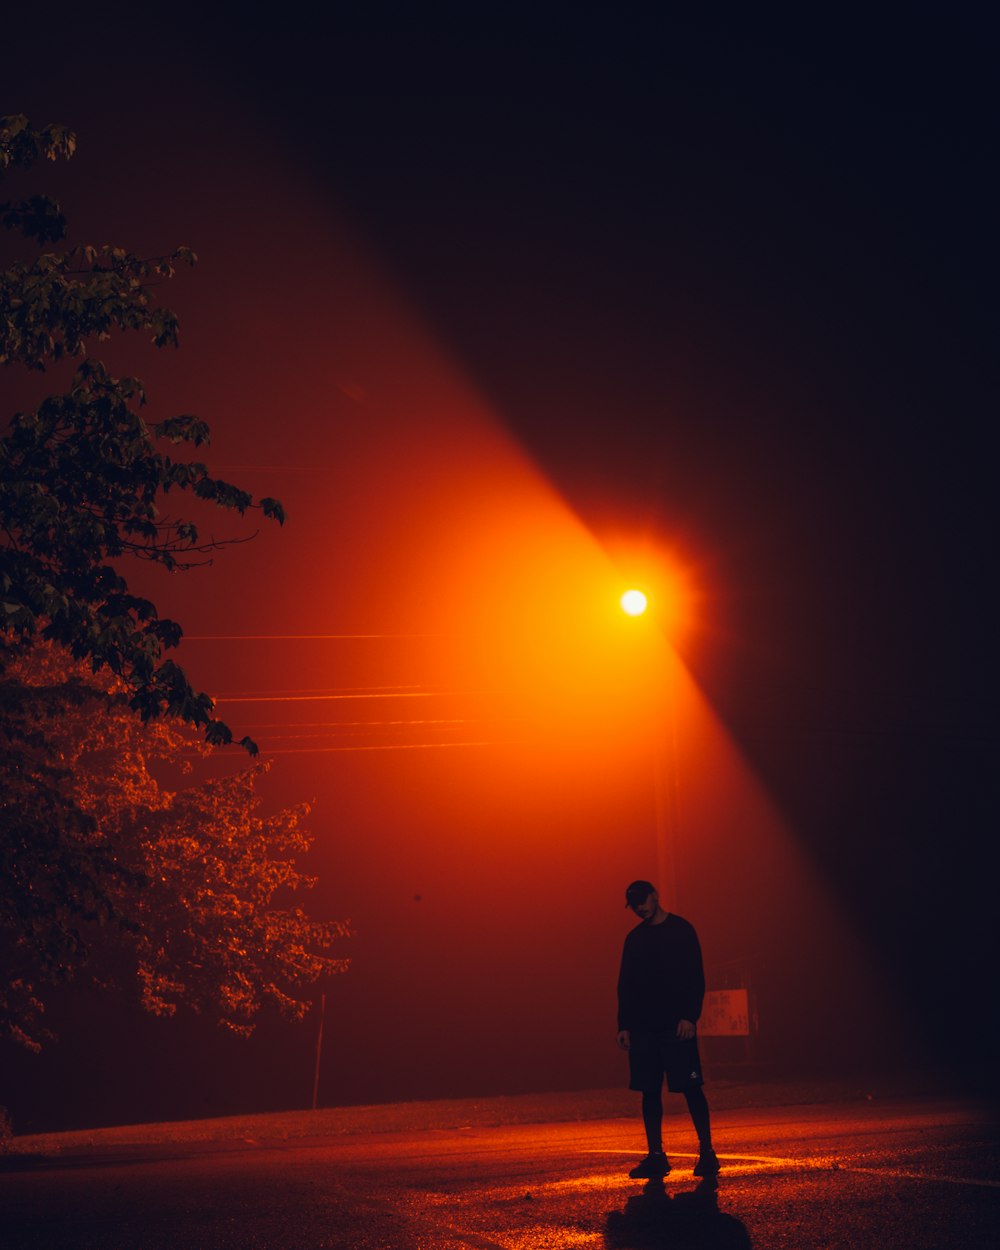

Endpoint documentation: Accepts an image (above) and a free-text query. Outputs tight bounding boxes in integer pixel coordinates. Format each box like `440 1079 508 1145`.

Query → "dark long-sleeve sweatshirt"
617 912 706 1032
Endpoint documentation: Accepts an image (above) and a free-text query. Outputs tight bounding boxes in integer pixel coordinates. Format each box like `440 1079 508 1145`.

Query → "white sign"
700 988 750 1036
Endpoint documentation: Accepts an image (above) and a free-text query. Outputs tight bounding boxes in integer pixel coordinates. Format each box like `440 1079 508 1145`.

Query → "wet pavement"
2 1091 998 1248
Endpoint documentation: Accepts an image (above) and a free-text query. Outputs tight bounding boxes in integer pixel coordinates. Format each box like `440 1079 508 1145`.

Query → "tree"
0 116 350 1053
1 113 283 752
1 638 349 1052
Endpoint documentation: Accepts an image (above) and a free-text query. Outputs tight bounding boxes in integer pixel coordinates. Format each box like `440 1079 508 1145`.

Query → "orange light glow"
620 589 648 616
601 538 698 645
15 98 915 1130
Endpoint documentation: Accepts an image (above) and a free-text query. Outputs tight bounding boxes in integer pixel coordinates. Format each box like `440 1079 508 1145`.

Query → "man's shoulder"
623 921 649 945
623 913 698 947
664 912 699 938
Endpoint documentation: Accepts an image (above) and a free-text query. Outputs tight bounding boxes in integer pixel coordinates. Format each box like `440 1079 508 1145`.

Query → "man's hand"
676 1019 695 1040
616 1030 631 1050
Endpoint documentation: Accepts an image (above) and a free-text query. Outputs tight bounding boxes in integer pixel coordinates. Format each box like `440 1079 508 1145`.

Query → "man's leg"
684 1086 720 1175
641 1088 663 1153
627 1033 670 1178
665 1035 719 1176
628 1088 671 1178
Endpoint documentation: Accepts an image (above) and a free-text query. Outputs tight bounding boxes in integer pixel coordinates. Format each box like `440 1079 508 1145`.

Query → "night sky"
4 7 997 1131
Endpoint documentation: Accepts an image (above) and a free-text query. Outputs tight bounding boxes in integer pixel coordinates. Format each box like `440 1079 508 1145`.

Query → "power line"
214 690 490 704
213 684 427 696
203 740 511 755
232 722 502 742
183 634 450 640
204 465 335 473
234 718 493 730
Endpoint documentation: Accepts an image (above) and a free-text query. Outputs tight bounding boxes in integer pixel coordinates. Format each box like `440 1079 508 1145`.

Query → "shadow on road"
605 1177 752 1249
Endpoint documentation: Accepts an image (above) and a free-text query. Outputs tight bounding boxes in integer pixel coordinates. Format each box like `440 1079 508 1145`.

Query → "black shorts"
627 1029 704 1093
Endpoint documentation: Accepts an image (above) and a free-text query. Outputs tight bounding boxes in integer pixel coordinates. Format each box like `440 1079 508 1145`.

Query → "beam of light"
134 161 914 1082
649 654 915 1067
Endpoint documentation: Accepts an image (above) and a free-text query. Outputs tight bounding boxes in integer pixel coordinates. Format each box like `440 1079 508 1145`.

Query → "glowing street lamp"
620 588 648 617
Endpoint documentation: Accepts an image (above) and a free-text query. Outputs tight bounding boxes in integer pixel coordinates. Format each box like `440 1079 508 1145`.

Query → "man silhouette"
617 879 719 1178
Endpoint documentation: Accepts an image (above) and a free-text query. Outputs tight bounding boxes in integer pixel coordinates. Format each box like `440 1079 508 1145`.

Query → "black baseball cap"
625 880 656 908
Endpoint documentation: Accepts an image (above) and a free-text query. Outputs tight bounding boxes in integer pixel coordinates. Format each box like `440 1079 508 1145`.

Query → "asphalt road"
3 1094 998 1249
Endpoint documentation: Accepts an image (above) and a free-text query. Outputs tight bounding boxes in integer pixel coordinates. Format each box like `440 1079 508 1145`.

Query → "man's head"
625 879 660 921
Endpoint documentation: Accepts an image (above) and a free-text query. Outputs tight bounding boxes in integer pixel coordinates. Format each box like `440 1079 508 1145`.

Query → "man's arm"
677 920 706 1027
616 933 636 1043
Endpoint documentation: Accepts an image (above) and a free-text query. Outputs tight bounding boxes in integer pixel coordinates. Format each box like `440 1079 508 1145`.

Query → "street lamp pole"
621 587 680 907
652 645 681 908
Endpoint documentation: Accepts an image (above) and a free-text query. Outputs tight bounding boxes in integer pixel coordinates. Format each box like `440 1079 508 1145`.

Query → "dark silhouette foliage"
1 114 284 752
0 117 349 1051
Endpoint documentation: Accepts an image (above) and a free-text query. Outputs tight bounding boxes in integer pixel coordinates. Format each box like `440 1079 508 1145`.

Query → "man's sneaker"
628 1151 671 1179
693 1150 720 1176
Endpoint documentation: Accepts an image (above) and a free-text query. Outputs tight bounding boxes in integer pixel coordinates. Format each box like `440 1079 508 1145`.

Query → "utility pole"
312 992 326 1111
